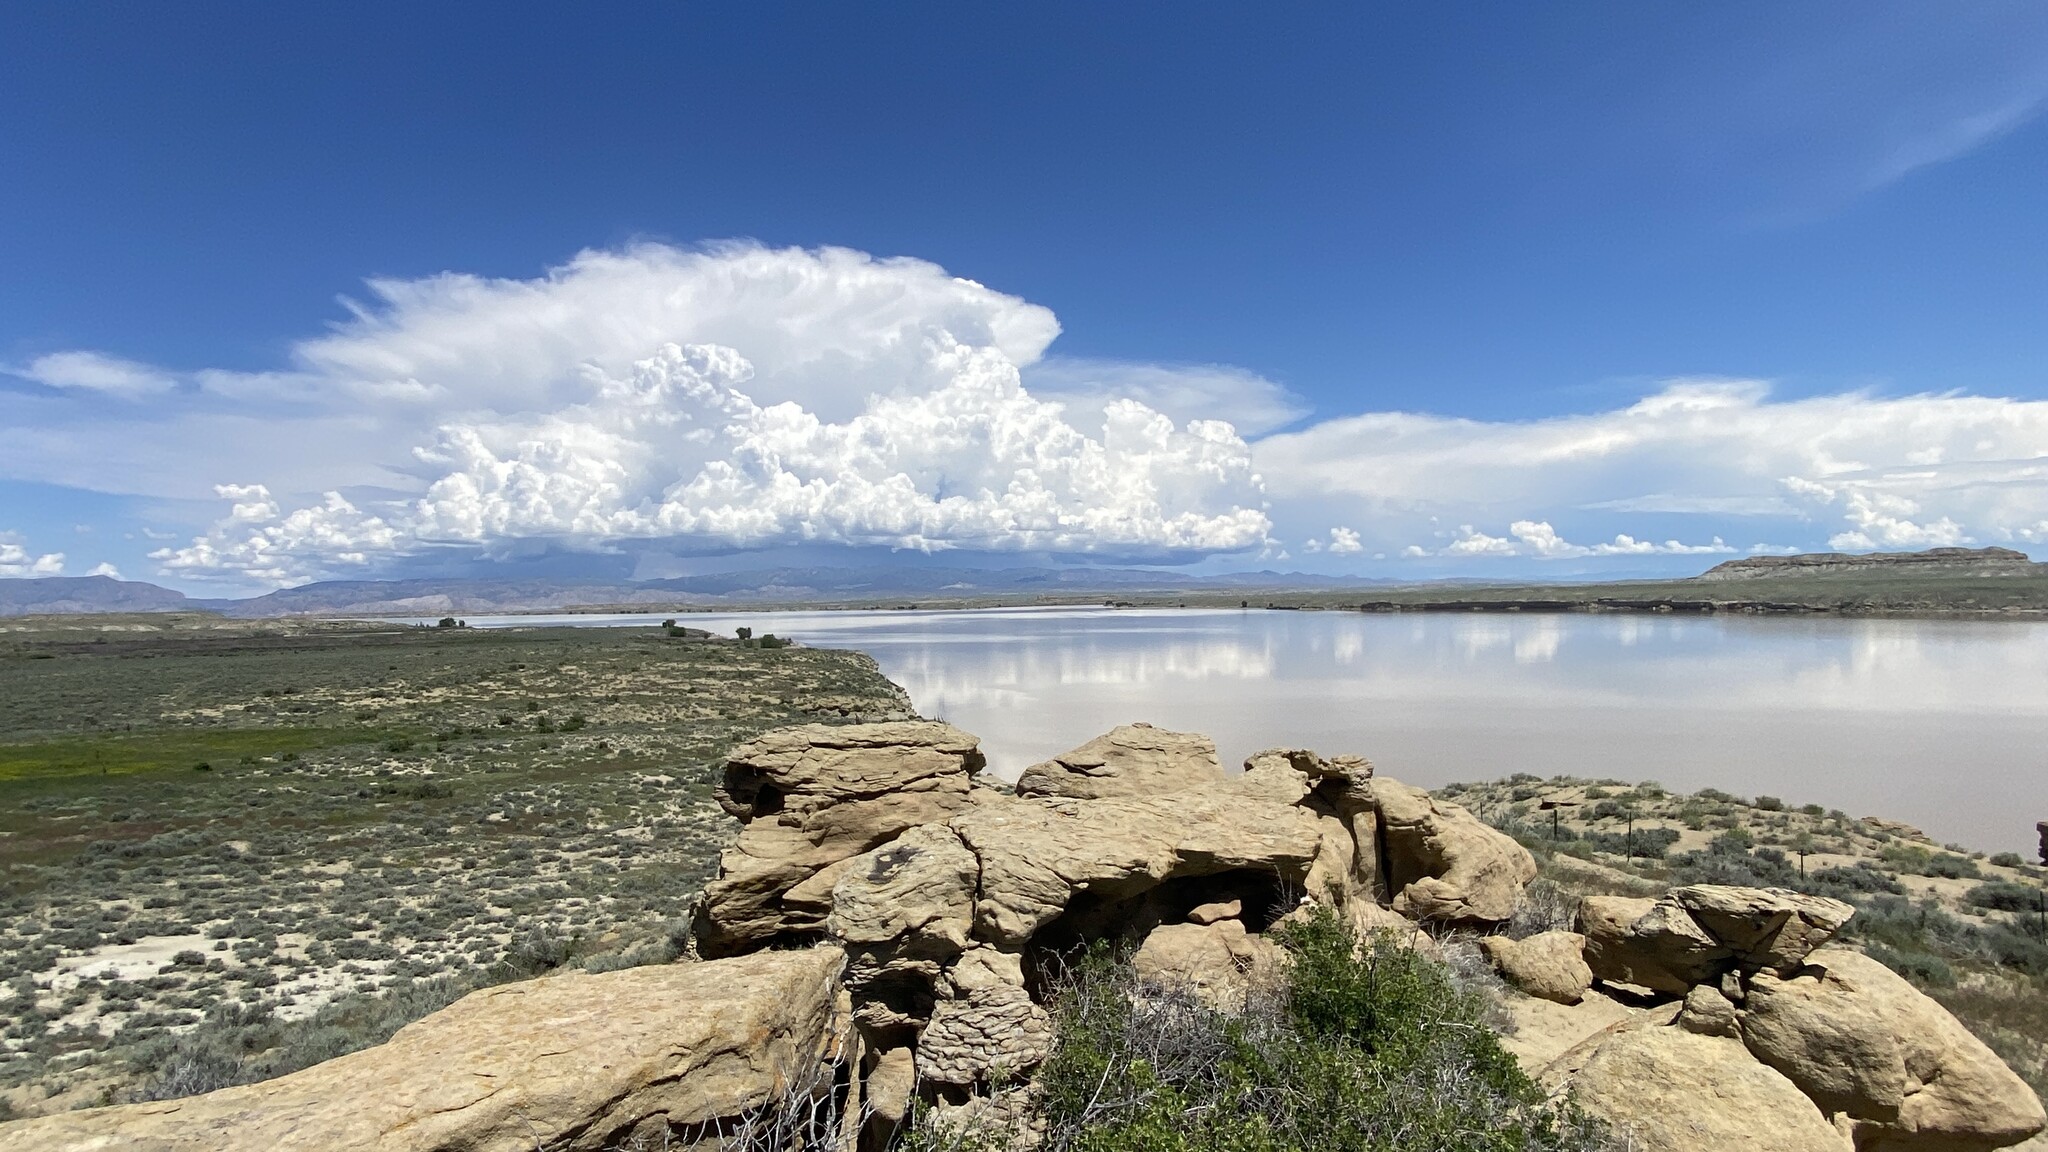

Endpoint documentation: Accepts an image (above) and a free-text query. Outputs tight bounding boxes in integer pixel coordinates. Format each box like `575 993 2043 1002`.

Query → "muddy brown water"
414 607 2048 855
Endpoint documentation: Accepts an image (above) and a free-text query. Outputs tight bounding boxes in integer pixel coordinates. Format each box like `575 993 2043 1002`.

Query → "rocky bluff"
7 721 2042 1152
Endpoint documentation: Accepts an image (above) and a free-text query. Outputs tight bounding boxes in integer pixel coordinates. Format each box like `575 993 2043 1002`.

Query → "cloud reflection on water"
445 607 2048 852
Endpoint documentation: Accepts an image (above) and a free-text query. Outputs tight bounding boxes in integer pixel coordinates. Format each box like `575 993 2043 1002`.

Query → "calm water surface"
417 608 2048 854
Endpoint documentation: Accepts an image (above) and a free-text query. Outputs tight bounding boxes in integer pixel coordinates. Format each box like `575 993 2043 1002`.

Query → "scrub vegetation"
0 614 911 1116
1444 776 2048 1101
895 909 1612 1152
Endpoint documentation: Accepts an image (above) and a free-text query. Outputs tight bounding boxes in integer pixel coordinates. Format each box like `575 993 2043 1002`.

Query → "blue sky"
5 4 2048 591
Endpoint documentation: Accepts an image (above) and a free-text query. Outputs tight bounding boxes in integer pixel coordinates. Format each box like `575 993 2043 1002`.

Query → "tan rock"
1495 988 1638 1077
954 789 1325 946
1676 984 1741 1037
1235 748 1373 806
1131 919 1285 1010
1014 723 1222 800
1188 899 1242 925
1 948 847 1152
1328 897 1442 959
1369 779 1536 924
1578 894 1730 994
915 948 1053 1086
828 823 978 951
696 722 983 956
1741 948 2046 1151
827 822 982 1034
1671 884 1853 971
865 1046 915 1124
1557 1022 1849 1152
1478 931 1591 1005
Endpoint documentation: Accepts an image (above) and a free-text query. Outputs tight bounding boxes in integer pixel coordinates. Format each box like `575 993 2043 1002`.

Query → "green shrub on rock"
1028 907 1607 1152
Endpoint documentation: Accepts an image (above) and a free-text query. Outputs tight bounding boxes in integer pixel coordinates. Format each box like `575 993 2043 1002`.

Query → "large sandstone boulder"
1014 723 1222 800
954 789 1327 946
2 948 847 1152
828 823 981 1033
1369 779 1536 924
1579 887 1853 996
1478 931 1592 1005
1551 1021 1849 1152
1578 894 1731 994
695 722 984 957
1671 885 1852 972
1741 948 2046 1151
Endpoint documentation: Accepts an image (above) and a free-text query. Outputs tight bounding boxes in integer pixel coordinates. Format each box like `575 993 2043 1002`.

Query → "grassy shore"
2 611 2042 1121
0 614 910 1116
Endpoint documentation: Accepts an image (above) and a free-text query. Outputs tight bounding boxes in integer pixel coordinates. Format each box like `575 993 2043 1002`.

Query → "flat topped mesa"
1697 546 2039 581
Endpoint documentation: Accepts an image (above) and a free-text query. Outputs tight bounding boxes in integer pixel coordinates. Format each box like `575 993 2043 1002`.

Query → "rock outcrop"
1371 779 1538 923
706 721 1536 1103
694 721 985 957
1699 546 2040 581
19 719 2039 1152
1522 887 2045 1152
3 946 847 1152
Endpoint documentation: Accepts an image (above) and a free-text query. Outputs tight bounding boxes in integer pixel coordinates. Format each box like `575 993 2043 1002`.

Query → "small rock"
1677 985 1740 1038
1479 931 1592 1005
1188 899 1242 925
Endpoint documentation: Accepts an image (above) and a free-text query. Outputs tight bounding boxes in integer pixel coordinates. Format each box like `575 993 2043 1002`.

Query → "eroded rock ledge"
7 719 2041 1152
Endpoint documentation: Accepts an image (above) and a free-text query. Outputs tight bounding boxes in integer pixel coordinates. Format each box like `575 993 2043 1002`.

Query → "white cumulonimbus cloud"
151 341 1270 584
7 245 2048 586
0 533 64 577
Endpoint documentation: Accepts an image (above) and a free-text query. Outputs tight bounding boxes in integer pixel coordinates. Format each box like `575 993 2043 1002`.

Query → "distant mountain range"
3 549 2040 618
0 565 1383 618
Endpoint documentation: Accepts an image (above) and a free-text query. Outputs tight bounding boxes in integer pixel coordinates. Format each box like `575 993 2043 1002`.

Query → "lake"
414 607 2048 855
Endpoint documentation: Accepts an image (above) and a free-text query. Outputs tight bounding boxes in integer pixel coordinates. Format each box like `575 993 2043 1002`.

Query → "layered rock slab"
954 789 1327 946
695 721 984 957
1013 722 1222 800
2 947 847 1152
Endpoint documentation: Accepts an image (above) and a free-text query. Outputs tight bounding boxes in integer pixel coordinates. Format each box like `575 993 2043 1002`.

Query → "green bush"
1881 845 1981 880
1967 882 2044 914
1990 852 2025 869
1028 907 1606 1152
